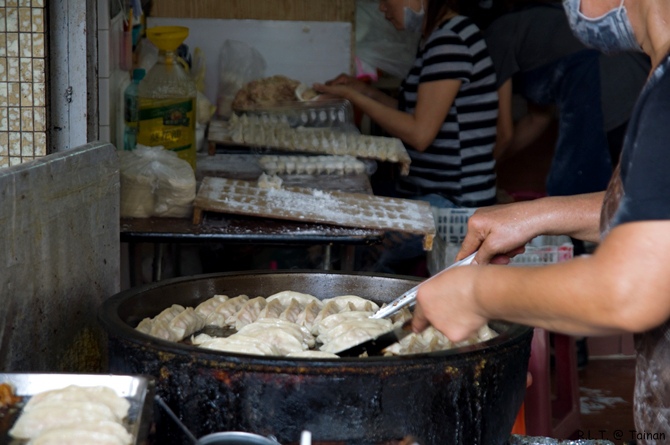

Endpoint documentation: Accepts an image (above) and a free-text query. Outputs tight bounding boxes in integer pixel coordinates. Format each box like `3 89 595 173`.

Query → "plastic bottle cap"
146 26 189 52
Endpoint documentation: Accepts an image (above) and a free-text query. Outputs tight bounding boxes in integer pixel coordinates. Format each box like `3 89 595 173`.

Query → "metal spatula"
334 252 478 357
371 251 478 320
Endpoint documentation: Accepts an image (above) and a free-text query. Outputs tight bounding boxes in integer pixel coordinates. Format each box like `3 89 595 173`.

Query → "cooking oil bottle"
137 26 197 170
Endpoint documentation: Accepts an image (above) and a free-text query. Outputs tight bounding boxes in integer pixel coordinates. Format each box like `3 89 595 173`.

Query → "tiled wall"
0 0 47 167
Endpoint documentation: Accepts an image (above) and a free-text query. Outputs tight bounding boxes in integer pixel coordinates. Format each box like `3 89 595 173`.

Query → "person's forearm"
525 193 605 242
363 87 398 108
505 108 554 158
475 222 670 336
464 193 605 261
346 90 421 144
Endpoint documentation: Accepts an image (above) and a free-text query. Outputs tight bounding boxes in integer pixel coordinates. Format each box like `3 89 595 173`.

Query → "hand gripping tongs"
370 251 478 320
335 251 478 357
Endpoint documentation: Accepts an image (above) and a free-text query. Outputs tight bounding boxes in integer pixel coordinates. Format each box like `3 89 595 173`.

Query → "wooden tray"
193 177 435 250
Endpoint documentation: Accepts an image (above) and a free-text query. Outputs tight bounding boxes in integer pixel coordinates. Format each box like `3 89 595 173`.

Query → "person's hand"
313 73 375 99
459 202 540 265
411 265 489 342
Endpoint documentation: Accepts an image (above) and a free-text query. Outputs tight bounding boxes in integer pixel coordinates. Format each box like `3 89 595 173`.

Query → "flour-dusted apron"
600 164 670 443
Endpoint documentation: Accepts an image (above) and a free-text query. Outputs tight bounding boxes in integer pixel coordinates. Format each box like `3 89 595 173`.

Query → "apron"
600 164 670 443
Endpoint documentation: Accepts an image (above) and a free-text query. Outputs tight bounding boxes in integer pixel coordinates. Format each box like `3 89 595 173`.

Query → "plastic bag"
355 0 421 79
216 39 267 119
119 145 196 218
191 47 217 152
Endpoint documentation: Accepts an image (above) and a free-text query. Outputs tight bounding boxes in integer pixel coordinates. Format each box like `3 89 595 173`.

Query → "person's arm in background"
321 74 399 108
494 77 556 162
494 78 514 159
314 76 460 152
499 97 555 161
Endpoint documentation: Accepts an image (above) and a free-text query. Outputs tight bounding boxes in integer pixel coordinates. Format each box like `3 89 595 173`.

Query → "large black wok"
98 270 532 445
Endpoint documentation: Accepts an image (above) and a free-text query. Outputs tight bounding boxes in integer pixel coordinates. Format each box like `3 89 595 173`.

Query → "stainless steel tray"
0 373 155 445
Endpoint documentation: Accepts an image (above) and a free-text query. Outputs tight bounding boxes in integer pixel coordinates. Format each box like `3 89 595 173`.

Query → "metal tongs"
370 251 478 320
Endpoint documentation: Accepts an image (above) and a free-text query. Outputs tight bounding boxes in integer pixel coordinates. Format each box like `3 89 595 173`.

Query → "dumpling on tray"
204 295 250 327
194 334 281 356
227 296 267 330
27 420 133 445
313 311 374 338
194 294 229 318
266 290 322 310
318 318 392 353
22 385 130 420
9 401 120 439
323 295 380 312
236 318 315 355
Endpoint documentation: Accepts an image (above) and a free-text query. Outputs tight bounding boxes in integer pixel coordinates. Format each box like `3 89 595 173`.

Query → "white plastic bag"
216 39 267 119
120 145 196 218
355 0 421 79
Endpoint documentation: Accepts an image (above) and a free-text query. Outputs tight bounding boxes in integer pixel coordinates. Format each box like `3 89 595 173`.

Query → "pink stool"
524 328 581 438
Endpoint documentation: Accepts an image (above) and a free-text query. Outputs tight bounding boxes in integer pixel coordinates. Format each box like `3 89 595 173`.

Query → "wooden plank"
150 0 356 22
193 177 436 249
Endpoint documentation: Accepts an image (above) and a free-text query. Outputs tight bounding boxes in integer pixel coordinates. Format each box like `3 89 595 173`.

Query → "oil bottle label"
137 97 196 169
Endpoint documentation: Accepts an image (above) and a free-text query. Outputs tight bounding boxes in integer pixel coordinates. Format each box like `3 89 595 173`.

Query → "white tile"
31 32 43 58
21 131 32 155
98 0 110 30
0 9 6 33
0 107 7 131
98 77 110 126
6 57 17 82
19 31 31 57
20 107 32 131
32 81 44 106
8 107 19 130
33 105 44 131
30 7 43 33
19 57 31 82
8 131 20 155
20 82 31 106
6 33 18 57
19 7 30 32
6 8 17 32
98 28 110 78
34 131 46 155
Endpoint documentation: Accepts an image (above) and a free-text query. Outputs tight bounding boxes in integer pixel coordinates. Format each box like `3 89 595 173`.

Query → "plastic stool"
524 328 581 438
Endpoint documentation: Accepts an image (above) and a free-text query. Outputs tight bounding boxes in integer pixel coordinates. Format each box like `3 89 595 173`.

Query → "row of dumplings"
135 290 498 358
224 114 406 163
258 155 367 176
9 385 132 445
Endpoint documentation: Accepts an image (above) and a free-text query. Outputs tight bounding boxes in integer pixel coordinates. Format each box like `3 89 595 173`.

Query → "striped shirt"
397 15 498 207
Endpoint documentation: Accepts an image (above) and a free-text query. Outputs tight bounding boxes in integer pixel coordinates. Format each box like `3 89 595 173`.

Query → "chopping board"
193 177 436 250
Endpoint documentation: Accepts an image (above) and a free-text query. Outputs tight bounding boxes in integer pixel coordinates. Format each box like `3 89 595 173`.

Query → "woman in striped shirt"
315 0 499 209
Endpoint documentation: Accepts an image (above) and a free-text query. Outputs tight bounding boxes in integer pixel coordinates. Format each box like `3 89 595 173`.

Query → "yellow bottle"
137 26 197 170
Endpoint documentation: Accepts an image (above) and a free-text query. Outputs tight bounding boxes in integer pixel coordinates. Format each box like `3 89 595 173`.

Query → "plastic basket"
427 208 574 275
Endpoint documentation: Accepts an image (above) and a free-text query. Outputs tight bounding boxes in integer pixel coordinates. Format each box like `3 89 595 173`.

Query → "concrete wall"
0 142 120 372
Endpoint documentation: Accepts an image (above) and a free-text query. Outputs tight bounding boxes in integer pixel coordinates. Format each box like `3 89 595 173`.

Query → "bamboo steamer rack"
193 177 436 250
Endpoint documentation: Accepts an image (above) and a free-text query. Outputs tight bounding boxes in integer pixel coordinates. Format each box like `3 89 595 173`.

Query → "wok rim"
99 269 533 366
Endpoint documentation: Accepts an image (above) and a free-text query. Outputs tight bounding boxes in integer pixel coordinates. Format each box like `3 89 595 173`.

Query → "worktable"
121 152 384 284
